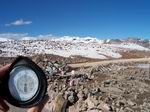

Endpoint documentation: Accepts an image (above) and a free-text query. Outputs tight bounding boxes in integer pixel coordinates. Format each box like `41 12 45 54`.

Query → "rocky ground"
44 60 150 112
2 57 150 112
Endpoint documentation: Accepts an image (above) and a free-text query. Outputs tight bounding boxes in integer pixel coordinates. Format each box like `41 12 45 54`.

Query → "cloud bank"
5 19 32 26
0 33 28 39
0 33 97 41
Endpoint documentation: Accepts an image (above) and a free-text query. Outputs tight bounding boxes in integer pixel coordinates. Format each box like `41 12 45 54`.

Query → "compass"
0 56 47 108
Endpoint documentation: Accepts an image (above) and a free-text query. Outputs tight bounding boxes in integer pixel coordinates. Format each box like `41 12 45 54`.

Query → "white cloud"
0 33 98 41
0 33 55 40
0 33 28 39
5 19 32 26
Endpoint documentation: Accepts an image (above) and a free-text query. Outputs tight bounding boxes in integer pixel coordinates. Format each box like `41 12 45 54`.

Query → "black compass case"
0 56 47 108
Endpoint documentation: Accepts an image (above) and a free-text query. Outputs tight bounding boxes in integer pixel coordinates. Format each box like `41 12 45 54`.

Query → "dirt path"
69 58 150 68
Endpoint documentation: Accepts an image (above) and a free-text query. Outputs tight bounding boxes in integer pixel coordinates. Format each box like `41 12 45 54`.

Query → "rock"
91 75 95 79
68 95 75 104
99 101 113 111
77 100 88 111
85 98 95 109
127 100 136 106
46 66 54 75
101 81 109 87
69 79 77 86
68 105 77 112
48 86 58 101
25 59 150 112
69 100 88 112
71 70 75 75
77 91 86 101
91 87 101 96
100 87 123 97
83 88 89 98
116 99 126 107
45 100 55 112
104 104 112 111
85 94 99 109
124 107 134 111
80 85 84 90
66 89 77 104
53 94 68 112
87 109 101 112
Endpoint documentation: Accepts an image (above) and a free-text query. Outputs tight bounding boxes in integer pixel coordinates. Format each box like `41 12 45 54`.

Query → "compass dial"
8 66 39 101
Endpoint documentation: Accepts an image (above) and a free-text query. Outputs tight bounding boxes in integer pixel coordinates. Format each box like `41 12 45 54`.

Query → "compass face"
8 66 39 101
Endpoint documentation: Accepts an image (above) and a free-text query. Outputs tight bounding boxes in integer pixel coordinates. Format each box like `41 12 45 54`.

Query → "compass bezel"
1 56 47 108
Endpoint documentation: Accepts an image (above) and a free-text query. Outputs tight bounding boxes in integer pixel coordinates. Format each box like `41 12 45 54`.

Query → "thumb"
0 64 10 79
27 95 49 112
0 98 9 112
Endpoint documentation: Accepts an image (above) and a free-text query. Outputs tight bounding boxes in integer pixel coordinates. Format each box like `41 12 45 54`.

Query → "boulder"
53 94 68 112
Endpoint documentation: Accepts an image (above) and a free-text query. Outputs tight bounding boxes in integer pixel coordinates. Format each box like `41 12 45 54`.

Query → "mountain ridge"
0 37 149 59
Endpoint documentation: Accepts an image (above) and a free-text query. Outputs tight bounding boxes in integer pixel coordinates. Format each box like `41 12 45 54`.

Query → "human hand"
27 95 49 112
0 64 48 112
0 64 10 112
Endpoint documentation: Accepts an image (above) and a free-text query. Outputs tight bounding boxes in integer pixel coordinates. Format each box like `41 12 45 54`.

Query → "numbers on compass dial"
9 66 39 101
16 74 34 94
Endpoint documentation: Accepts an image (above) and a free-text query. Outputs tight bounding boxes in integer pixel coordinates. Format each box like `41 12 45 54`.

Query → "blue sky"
0 0 150 39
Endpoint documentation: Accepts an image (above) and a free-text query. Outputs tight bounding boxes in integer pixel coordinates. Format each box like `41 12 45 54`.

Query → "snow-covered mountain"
0 37 149 59
0 37 12 41
20 37 37 40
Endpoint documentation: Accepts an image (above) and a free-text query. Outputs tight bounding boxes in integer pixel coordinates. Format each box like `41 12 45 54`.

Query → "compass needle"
24 83 27 93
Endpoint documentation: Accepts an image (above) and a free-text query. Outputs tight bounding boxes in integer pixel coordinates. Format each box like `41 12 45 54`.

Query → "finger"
41 94 49 106
27 107 39 112
27 95 49 112
0 98 9 112
0 64 10 79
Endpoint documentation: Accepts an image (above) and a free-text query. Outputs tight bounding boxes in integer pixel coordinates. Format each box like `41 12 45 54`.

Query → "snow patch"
0 38 12 41
110 43 149 51
0 38 149 59
21 37 37 40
